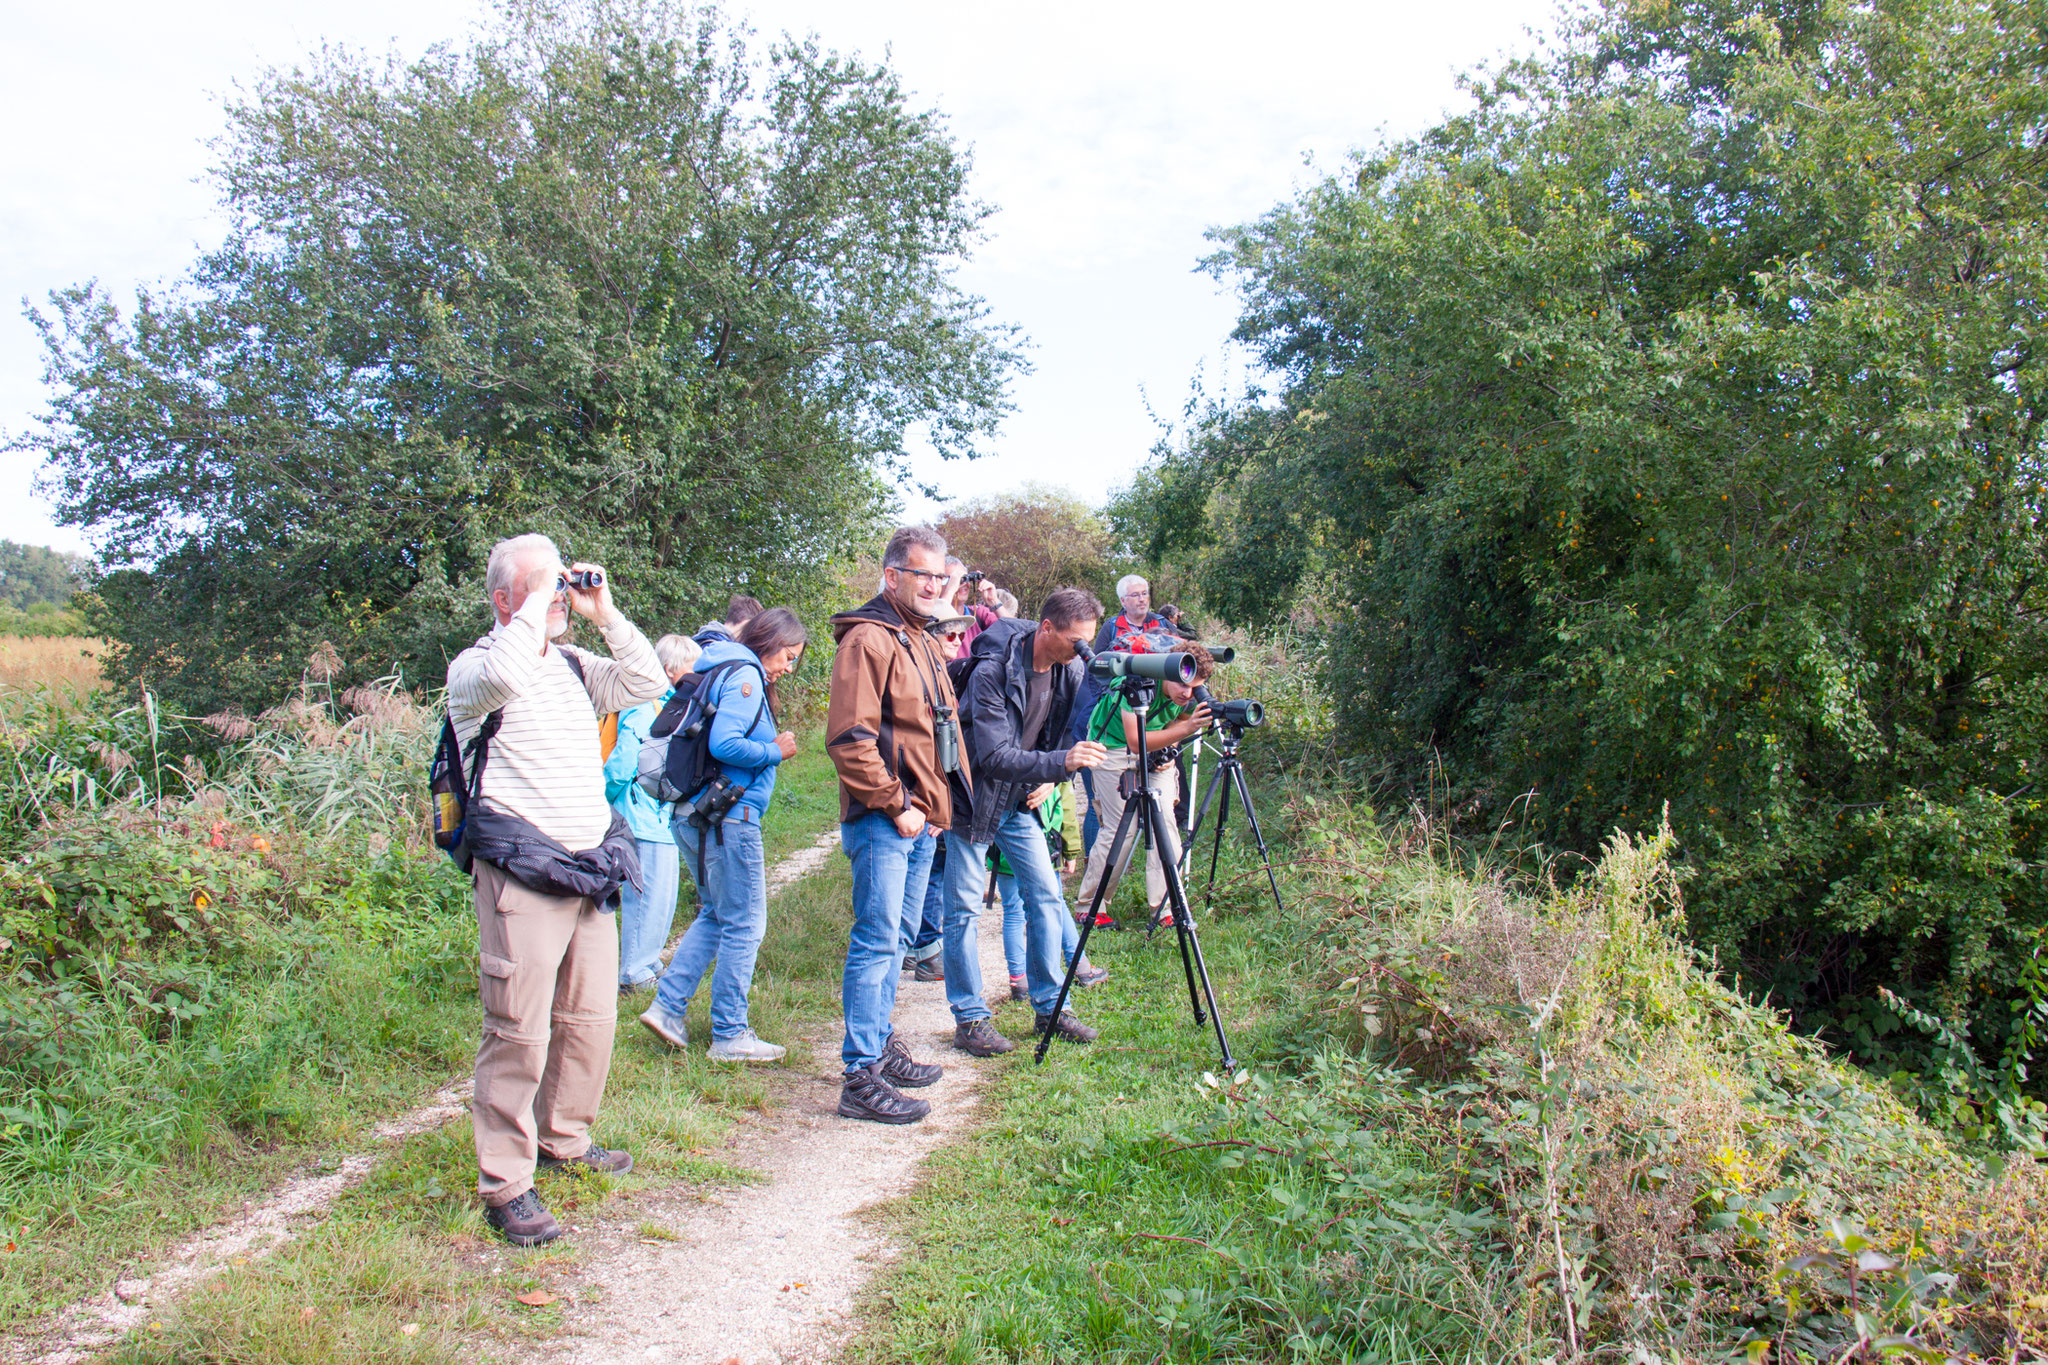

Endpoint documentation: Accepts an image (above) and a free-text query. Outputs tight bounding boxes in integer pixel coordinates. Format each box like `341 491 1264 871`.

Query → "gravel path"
506 865 1007 1365
6 828 858 1365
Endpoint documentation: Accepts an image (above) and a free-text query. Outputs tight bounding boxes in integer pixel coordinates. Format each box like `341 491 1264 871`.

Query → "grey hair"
883 525 948 570
1115 573 1150 599
944 555 965 572
654 633 701 676
994 589 1019 616
486 533 560 602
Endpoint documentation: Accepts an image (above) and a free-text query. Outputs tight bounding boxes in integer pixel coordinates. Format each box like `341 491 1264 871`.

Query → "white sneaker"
640 1004 689 1050
707 1029 787 1063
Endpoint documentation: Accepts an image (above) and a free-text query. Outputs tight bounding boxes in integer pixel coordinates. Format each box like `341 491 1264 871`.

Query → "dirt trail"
503 866 1010 1365
8 829 850 1365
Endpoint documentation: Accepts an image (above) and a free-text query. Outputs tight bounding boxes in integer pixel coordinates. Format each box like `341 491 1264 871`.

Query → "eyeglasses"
891 566 949 585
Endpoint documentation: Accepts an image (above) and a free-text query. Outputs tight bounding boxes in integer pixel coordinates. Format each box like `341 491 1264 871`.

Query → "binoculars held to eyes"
557 569 604 592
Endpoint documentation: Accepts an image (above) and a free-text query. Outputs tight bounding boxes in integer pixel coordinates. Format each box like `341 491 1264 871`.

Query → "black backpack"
634 658 763 805
430 653 588 872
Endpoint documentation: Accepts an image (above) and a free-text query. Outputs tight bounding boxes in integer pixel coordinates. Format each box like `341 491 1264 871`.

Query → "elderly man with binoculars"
447 532 669 1247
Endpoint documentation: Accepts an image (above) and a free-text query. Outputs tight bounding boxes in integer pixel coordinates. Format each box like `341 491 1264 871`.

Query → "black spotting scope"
1192 684 1265 729
1073 639 1196 685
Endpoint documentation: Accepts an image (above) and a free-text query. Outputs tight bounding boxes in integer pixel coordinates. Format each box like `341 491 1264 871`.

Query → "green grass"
90 739 855 1362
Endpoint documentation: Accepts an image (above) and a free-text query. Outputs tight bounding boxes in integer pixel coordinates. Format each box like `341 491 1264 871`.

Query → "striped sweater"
447 591 669 850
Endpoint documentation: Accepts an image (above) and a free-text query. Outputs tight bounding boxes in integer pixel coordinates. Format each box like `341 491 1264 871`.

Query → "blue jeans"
654 817 767 1041
618 837 681 987
1000 869 1079 980
909 836 947 962
840 814 938 1073
1078 768 1101 856
943 813 1068 1022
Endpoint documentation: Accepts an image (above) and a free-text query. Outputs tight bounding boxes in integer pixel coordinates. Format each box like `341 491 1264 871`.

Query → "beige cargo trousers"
472 859 619 1208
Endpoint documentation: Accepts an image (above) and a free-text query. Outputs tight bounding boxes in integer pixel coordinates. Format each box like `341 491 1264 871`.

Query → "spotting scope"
1072 640 1195 685
1192 684 1264 730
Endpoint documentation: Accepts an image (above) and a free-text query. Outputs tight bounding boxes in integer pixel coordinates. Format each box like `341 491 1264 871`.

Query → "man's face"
496 553 570 638
1164 678 1197 705
1041 618 1098 664
1120 581 1151 616
884 546 951 619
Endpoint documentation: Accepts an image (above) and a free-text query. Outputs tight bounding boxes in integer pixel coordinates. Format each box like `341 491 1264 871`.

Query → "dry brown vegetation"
0 635 103 693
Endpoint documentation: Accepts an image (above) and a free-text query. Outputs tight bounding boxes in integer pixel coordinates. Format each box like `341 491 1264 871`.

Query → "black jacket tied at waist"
465 800 643 907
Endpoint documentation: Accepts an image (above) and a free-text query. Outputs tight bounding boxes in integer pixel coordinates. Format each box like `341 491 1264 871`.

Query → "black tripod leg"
1180 752 1228 876
1036 792 1140 1064
1151 790 1238 1072
1230 762 1287 917
1204 766 1233 911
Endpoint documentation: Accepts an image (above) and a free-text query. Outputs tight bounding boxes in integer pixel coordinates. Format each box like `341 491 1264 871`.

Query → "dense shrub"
1117 0 2048 1066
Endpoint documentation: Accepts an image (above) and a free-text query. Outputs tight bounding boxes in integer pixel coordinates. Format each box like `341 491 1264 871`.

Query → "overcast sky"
2 0 1552 557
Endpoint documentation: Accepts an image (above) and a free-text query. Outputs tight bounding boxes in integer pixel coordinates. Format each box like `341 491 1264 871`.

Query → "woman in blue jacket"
640 609 805 1062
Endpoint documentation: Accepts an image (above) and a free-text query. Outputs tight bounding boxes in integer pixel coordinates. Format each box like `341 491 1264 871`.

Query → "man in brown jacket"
826 525 969 1123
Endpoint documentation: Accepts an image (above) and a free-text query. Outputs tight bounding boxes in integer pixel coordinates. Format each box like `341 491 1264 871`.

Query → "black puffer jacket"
956 618 1084 845
464 800 642 907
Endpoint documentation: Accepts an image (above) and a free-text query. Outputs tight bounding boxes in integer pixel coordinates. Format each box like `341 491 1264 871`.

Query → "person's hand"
978 579 999 606
775 730 798 760
1023 782 1053 811
1184 703 1213 733
893 806 927 839
1064 741 1109 772
564 561 620 626
1061 858 1077 876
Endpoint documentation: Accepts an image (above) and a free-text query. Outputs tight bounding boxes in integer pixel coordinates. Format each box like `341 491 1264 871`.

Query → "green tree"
937 484 1115 616
20 1 1020 712
1131 0 2048 1052
0 541 85 611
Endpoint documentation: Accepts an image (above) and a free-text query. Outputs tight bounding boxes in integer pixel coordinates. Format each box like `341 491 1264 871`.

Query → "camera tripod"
1037 676 1238 1070
1180 721 1287 919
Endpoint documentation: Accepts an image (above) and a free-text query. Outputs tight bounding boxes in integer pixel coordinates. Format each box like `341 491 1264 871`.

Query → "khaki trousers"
1076 750 1182 916
472 859 619 1207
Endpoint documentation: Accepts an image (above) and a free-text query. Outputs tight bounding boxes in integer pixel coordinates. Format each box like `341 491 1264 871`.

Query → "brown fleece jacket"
825 594 971 830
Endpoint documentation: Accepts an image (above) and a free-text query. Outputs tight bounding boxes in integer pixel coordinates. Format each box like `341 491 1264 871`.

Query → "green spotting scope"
1073 641 1196 686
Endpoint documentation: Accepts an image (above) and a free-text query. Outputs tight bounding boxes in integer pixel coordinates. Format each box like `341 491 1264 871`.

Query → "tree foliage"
936 483 1115 616
0 541 85 611
1124 0 2048 1050
20 1 1020 712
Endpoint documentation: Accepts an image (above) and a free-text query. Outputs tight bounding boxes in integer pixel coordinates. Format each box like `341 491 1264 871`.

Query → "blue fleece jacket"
697 639 782 820
603 688 676 844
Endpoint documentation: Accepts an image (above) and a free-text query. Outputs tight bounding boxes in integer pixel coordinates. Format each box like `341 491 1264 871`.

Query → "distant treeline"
0 540 86 613
1114 0 2048 1072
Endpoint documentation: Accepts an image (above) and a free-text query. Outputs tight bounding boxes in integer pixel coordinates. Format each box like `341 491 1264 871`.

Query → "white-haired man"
449 533 668 1247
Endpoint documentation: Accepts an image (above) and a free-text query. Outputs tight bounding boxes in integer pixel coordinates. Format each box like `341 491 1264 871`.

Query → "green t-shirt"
1085 689 1187 750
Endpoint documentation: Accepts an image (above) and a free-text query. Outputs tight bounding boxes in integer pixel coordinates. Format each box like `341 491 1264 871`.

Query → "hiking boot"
1008 977 1029 1002
1034 1010 1098 1044
639 1003 689 1050
879 1035 943 1089
837 1064 930 1124
912 956 945 983
485 1189 561 1247
539 1142 634 1177
953 1018 1015 1057
707 1029 787 1063
1073 962 1110 989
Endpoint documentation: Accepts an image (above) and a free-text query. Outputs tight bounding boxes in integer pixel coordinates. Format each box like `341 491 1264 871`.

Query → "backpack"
634 658 762 804
945 654 988 725
429 650 597 872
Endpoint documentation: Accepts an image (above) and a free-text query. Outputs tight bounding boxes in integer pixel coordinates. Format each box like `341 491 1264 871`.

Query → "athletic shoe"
1078 909 1120 930
1033 1010 1099 1044
902 955 917 972
1152 907 1176 929
639 1004 689 1050
953 1018 1015 1056
485 1190 562 1247
837 1064 930 1124
913 956 945 983
539 1142 634 1177
879 1035 943 1088
1008 976 1028 1002
1073 962 1110 988
707 1029 787 1063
